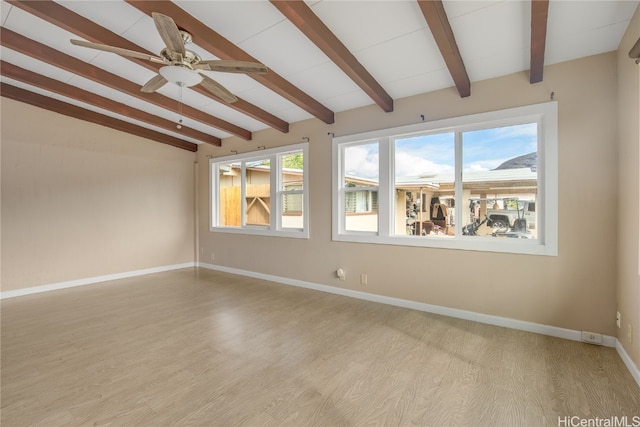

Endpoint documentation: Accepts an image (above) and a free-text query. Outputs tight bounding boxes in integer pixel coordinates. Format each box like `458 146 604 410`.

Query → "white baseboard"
616 339 640 387
198 262 619 348
199 263 640 386
0 262 196 299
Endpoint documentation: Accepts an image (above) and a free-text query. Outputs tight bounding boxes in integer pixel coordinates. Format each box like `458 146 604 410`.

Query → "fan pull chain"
177 85 184 129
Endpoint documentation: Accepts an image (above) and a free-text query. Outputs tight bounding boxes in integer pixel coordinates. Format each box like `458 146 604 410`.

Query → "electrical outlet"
360 273 368 286
211 253 215 261
581 331 603 345
627 323 633 345
616 311 621 328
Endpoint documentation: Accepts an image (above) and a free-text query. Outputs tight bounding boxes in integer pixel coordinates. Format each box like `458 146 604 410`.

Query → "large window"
332 102 558 255
211 143 309 238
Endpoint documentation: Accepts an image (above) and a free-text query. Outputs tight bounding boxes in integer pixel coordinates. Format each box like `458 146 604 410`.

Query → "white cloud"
345 145 379 179
395 151 454 177
463 157 508 173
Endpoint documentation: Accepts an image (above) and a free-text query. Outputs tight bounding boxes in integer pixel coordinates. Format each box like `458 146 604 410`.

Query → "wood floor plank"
2 268 639 426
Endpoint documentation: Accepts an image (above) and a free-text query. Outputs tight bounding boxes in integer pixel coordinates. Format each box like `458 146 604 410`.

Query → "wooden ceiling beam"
126 0 335 124
0 27 251 141
1 83 198 152
417 0 470 98
530 0 549 84
1 61 220 146
5 0 289 134
270 0 393 113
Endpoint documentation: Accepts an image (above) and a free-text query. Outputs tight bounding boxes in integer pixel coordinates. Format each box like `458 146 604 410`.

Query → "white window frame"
332 102 558 256
210 143 309 238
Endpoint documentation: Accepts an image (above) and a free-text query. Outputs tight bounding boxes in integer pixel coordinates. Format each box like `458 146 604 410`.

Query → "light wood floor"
2 268 639 426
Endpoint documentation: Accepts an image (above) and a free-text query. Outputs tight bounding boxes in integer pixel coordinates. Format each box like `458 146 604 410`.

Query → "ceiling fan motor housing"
160 48 202 66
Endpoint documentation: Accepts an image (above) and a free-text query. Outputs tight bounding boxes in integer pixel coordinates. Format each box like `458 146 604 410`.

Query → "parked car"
486 199 536 232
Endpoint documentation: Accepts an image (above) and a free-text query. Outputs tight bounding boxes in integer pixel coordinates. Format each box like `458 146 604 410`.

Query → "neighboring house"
396 167 538 236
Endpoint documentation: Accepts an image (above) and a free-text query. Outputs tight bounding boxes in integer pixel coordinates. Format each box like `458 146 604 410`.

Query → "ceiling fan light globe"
159 65 202 87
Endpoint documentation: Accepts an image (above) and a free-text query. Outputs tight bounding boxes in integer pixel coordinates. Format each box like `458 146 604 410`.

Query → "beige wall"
617 6 640 370
1 98 196 291
198 52 620 337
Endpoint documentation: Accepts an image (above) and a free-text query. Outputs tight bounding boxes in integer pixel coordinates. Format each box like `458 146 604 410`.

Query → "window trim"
210 143 309 238
332 102 558 256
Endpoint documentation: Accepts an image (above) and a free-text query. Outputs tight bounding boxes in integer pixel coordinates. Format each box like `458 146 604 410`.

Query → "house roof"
397 167 537 194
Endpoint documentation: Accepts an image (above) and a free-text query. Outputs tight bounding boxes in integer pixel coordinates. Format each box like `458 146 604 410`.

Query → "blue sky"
345 123 537 180
462 123 537 172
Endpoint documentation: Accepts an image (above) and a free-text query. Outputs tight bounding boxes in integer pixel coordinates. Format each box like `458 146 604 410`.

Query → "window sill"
332 233 557 256
211 226 309 239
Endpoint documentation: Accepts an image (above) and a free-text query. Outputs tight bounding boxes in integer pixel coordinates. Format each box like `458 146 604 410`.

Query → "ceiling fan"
70 12 268 104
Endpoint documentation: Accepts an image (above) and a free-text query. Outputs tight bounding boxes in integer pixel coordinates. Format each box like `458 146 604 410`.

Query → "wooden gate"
220 185 270 226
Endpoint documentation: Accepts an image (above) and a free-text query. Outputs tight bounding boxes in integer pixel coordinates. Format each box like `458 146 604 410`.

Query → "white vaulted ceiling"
0 0 637 151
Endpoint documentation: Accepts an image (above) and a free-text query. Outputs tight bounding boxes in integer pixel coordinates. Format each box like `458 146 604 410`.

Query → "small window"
211 143 309 238
245 159 271 227
279 152 305 230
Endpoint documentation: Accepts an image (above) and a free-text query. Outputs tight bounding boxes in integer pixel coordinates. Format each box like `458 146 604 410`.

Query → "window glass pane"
280 152 304 229
394 133 455 237
218 162 241 226
245 160 271 226
281 193 303 228
462 123 538 239
281 152 304 189
344 143 379 232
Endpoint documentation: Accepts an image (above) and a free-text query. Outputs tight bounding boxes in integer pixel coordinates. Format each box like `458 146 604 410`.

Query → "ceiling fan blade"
70 39 166 64
199 74 238 103
140 74 168 93
192 63 212 71
199 60 268 74
152 12 186 59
